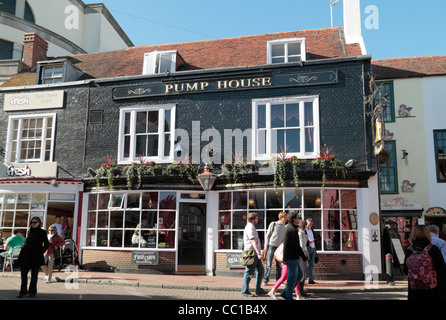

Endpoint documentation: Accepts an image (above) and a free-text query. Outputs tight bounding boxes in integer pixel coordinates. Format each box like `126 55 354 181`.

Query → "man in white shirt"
306 218 317 284
241 212 266 297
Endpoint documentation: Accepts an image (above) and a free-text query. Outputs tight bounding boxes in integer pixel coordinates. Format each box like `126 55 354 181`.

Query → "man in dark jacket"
281 211 307 300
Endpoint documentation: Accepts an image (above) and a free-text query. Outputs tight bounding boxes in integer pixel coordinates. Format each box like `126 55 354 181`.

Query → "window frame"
40 64 64 84
267 38 306 64
5 113 56 163
85 191 177 250
118 105 176 164
217 188 359 252
375 81 395 123
142 51 177 75
251 95 320 161
379 140 399 193
434 130 446 183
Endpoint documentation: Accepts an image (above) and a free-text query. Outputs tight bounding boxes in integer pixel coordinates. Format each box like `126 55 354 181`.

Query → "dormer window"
267 38 306 64
41 65 64 84
143 51 177 75
36 59 83 84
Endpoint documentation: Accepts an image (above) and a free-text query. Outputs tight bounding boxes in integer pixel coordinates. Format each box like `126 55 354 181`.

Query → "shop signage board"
131 251 159 265
3 90 64 111
113 70 338 100
226 253 243 268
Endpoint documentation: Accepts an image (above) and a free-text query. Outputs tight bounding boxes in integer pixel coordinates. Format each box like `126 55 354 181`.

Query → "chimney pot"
22 32 48 70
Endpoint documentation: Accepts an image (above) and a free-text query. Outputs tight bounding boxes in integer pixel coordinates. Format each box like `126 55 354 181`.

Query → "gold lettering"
217 80 227 90
252 78 261 87
229 80 240 89
186 83 199 92
165 84 174 93
240 79 251 88
200 82 209 91
262 77 272 86
175 84 184 93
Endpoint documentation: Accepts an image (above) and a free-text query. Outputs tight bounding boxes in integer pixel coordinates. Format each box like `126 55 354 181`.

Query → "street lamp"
197 163 218 191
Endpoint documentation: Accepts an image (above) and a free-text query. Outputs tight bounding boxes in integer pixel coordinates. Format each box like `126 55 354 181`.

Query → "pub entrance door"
177 203 206 274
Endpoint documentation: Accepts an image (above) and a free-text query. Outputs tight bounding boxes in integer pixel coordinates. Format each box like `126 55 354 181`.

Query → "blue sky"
84 0 446 60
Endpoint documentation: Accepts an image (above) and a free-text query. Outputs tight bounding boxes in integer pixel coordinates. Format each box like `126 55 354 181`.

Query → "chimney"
22 32 48 70
343 0 366 54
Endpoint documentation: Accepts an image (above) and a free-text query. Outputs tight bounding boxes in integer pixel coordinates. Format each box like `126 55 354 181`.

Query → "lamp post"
197 163 217 191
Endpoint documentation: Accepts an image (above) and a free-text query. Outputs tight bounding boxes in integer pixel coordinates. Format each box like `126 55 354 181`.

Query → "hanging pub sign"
112 70 338 100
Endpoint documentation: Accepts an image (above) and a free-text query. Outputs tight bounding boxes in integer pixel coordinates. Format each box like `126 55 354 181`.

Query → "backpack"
406 244 437 290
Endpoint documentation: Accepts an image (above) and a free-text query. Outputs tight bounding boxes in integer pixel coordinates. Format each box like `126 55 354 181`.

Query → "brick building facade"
0 28 382 280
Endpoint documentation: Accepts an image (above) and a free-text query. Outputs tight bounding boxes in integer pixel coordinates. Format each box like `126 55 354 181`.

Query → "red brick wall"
82 250 176 272
215 252 364 279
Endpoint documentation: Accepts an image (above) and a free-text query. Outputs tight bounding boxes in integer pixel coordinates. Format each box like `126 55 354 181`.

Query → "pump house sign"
112 70 338 100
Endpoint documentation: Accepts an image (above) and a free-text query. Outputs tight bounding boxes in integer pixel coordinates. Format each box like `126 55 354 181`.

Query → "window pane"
257 130 266 155
147 135 159 157
164 110 171 132
110 211 124 228
148 111 159 133
271 104 284 128
164 133 171 157
286 129 300 153
124 113 131 134
219 192 231 210
233 211 247 229
288 42 301 56
271 44 284 57
136 112 147 133
159 192 176 209
305 127 314 153
257 104 266 129
286 103 299 127
136 135 147 155
304 102 313 125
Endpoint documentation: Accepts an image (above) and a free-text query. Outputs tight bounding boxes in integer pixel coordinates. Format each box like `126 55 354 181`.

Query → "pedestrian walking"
404 224 446 300
428 225 446 262
306 218 317 284
16 217 49 298
241 212 266 297
280 211 307 300
298 220 310 296
41 224 66 283
263 212 287 285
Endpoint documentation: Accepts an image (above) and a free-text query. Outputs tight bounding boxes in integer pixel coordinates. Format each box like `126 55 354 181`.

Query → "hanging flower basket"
311 146 346 194
95 156 121 190
222 156 257 184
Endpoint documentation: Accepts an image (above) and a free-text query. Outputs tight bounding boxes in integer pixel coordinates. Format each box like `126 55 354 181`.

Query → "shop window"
267 38 306 64
252 96 319 160
86 191 177 249
6 114 56 163
379 141 398 193
434 130 446 182
375 81 395 123
118 105 175 164
0 193 47 238
217 188 358 252
142 51 177 75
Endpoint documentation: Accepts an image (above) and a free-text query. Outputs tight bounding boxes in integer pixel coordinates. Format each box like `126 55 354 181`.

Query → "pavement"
0 269 408 293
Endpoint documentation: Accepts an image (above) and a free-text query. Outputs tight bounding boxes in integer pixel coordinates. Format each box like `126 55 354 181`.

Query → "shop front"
80 172 380 280
0 173 83 244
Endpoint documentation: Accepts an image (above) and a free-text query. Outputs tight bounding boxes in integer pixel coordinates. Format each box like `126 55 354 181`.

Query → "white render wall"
2 0 132 58
422 76 446 210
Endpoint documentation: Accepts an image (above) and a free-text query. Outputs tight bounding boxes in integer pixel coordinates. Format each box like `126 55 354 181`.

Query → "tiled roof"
73 27 361 79
2 27 362 87
372 55 446 80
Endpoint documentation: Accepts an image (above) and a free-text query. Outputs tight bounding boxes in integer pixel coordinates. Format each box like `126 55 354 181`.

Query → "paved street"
0 275 407 301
